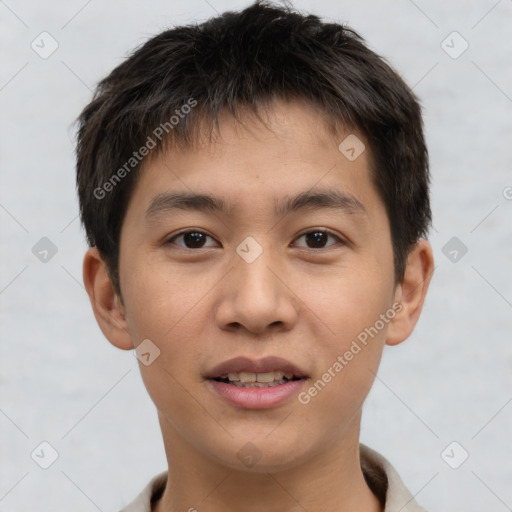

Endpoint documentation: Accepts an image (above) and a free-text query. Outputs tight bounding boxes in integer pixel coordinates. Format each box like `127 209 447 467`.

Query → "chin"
208 435 314 474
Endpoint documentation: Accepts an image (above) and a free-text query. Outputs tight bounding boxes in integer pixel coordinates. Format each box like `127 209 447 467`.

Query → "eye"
166 230 219 249
166 228 345 250
292 229 344 249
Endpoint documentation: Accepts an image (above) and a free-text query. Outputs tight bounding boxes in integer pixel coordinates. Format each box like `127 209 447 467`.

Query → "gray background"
1 0 511 510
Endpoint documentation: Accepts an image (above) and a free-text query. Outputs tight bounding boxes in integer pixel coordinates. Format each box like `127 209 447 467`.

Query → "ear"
82 247 134 350
386 239 434 346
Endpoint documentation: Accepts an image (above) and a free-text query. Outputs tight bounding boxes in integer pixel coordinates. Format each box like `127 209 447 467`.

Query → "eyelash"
165 229 346 251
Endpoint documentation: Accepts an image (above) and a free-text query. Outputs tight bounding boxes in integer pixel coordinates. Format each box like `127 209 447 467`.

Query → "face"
107 100 404 471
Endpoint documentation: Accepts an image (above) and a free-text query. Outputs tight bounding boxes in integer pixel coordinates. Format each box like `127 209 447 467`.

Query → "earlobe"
385 239 434 346
82 247 134 351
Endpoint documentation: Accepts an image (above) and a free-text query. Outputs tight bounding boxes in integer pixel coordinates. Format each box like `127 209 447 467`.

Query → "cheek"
121 256 214 386
308 255 394 343
300 264 393 409
123 266 209 423
121 252 202 340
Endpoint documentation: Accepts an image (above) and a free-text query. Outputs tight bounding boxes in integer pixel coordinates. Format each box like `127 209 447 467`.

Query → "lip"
207 378 307 409
204 356 309 379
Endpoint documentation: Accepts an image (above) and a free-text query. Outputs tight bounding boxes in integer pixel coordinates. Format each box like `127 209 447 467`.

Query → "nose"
214 244 299 335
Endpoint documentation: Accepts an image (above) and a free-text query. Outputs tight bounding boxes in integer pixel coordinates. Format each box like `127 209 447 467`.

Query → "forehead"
125 99 384 225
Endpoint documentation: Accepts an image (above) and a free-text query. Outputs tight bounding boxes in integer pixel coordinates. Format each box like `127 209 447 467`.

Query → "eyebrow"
145 188 367 221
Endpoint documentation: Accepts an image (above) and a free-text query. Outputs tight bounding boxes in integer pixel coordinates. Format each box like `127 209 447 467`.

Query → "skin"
83 99 434 512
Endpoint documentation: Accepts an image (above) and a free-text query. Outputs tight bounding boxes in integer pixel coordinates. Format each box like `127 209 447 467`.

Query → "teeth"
239 372 256 383
219 370 297 386
231 371 292 383
256 372 275 383
231 379 289 387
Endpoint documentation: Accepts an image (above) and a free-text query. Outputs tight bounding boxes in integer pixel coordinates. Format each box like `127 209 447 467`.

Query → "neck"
153 412 383 512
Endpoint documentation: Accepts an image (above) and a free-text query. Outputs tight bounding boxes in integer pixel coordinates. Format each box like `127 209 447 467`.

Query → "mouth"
204 356 309 409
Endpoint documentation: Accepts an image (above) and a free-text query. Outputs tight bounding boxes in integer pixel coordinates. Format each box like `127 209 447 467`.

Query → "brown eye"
167 231 218 249
293 230 343 249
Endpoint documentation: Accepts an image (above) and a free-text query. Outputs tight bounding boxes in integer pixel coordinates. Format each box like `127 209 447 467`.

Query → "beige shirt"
119 443 428 512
